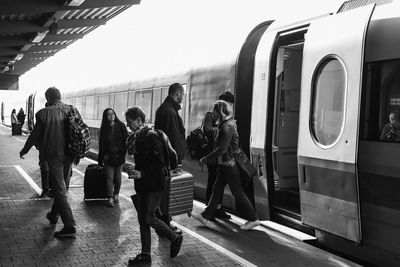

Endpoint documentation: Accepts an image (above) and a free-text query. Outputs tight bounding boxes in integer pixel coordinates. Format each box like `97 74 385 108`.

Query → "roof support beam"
0 18 107 34
0 0 140 15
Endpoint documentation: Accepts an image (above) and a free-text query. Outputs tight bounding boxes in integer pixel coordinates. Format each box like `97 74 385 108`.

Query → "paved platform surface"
0 125 363 267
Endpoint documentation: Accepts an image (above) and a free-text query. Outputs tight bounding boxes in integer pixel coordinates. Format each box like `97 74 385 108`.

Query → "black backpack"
66 105 91 165
151 129 178 175
186 124 208 160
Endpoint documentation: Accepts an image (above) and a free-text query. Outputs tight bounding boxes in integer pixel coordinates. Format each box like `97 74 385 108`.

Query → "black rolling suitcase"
159 170 194 220
12 123 22 135
84 164 107 200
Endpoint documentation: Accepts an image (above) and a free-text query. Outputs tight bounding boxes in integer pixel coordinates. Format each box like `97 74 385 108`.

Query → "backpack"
186 124 208 160
149 129 178 175
66 105 91 165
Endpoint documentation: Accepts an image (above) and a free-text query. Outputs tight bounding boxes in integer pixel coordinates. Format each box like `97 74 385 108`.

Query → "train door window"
152 88 162 124
270 29 306 219
310 57 346 147
75 97 83 117
128 91 135 107
161 87 168 101
361 59 400 142
98 94 110 120
114 92 128 122
180 84 188 127
69 98 76 108
94 96 99 120
135 89 152 123
85 96 95 120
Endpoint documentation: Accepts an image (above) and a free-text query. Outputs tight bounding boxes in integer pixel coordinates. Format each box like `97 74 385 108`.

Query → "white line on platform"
193 200 315 241
14 165 42 195
72 167 84 176
12 136 24 142
170 220 256 267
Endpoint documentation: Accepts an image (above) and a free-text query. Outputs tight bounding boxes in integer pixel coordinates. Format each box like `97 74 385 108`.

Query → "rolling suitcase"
84 164 107 200
160 170 194 219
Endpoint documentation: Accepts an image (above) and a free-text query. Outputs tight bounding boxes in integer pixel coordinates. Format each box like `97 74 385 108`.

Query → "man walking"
155 82 186 165
20 87 77 238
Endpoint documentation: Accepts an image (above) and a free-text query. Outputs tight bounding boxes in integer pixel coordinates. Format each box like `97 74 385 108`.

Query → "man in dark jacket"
20 87 77 238
155 83 186 165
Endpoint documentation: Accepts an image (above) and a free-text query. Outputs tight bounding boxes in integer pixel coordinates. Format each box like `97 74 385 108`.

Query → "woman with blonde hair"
192 100 260 230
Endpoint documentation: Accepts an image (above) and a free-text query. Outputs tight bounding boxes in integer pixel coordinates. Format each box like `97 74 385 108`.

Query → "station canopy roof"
0 0 141 90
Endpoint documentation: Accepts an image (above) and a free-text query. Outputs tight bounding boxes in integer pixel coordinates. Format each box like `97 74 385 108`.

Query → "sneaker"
128 253 151 265
40 189 50 198
47 189 55 198
46 212 57 226
113 194 119 203
240 220 260 231
53 227 76 238
107 198 114 207
191 212 208 225
170 234 183 258
215 209 231 219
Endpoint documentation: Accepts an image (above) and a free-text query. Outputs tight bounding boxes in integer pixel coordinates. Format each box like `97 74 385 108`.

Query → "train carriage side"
249 2 400 266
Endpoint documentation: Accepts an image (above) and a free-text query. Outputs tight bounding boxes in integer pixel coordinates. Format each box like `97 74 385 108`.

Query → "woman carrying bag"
98 108 128 207
191 100 260 230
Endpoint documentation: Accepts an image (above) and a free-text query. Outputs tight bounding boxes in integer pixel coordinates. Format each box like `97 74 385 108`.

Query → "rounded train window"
310 57 347 147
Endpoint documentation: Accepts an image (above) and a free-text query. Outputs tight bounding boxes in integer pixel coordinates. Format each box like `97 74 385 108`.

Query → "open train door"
297 4 375 243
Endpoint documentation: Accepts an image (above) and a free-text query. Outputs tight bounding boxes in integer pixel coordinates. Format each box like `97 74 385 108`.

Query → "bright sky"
1 0 344 104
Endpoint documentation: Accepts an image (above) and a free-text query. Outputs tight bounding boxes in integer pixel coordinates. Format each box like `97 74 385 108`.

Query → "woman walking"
191 100 260 230
98 108 128 207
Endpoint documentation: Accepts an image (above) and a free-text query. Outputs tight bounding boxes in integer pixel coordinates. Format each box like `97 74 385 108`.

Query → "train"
2 0 400 265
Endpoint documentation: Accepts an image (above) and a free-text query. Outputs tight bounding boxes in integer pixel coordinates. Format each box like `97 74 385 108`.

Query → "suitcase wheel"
187 212 191 217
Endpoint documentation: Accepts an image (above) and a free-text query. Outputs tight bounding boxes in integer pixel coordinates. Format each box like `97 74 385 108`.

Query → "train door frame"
265 26 312 232
297 5 375 243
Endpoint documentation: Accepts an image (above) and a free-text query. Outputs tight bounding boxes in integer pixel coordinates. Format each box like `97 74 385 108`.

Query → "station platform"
0 124 363 267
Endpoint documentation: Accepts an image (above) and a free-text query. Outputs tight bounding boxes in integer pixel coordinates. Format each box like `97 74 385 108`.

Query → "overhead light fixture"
32 31 48 43
66 0 85 6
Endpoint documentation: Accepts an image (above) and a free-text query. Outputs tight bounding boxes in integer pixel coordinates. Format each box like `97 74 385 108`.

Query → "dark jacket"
154 95 185 164
203 117 239 166
128 125 168 193
98 121 128 165
17 111 26 125
21 101 73 162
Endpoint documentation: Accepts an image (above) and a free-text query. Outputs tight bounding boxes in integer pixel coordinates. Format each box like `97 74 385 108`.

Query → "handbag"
233 148 257 183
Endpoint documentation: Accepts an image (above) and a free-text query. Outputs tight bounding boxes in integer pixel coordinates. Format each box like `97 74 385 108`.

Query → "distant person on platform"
17 108 26 127
155 83 186 166
19 87 77 238
11 109 18 135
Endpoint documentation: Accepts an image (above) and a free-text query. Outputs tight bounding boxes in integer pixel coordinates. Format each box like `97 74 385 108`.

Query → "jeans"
202 163 258 221
40 160 49 190
48 158 76 228
104 163 122 198
136 191 177 253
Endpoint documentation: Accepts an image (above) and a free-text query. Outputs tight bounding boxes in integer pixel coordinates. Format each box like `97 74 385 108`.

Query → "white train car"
245 0 400 265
